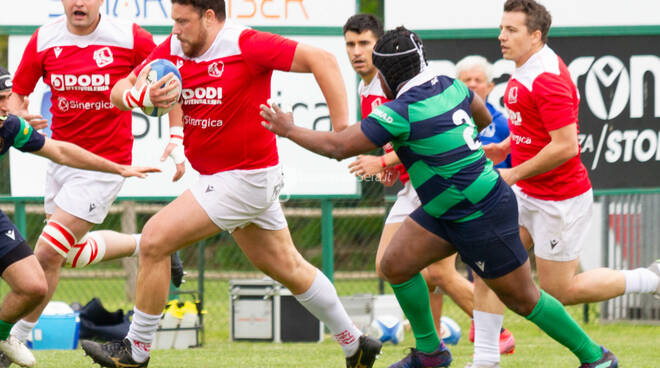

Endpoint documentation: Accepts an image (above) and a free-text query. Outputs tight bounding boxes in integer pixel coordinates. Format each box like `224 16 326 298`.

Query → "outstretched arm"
35 138 159 178
260 103 377 160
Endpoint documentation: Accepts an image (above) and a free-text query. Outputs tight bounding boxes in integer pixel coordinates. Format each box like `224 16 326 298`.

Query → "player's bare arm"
35 138 160 178
499 123 579 185
348 150 400 177
261 103 377 160
110 67 179 111
6 92 48 130
484 136 511 166
470 93 492 131
289 43 349 132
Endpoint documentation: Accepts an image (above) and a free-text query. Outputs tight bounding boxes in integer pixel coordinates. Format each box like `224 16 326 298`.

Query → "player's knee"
379 255 408 283
138 230 168 261
37 220 77 268
66 231 106 268
22 278 48 305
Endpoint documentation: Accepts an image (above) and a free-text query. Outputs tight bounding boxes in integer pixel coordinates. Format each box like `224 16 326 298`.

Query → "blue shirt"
479 101 511 169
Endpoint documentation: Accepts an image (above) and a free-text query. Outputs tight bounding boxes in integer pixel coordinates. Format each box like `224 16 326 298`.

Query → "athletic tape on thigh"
66 231 106 268
39 220 77 258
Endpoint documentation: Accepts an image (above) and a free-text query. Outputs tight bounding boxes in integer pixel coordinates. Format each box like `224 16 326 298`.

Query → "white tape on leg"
66 232 107 268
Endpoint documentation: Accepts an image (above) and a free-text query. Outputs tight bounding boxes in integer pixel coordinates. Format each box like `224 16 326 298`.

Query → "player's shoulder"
511 45 563 92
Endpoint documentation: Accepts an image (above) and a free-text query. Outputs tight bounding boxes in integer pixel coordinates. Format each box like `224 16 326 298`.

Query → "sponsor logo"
89 203 96 212
510 133 532 145
183 115 223 129
508 86 518 104
50 74 110 92
475 261 485 272
371 97 382 111
507 109 522 126
372 108 393 124
550 239 559 249
93 46 114 68
57 97 114 112
58 97 69 112
176 59 184 69
334 330 356 346
181 87 223 105
54 46 62 58
208 61 224 78
205 185 214 193
5 230 15 240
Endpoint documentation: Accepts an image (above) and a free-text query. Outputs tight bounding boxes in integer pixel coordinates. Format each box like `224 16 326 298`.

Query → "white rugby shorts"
385 180 421 224
44 162 125 224
190 165 288 233
512 185 593 262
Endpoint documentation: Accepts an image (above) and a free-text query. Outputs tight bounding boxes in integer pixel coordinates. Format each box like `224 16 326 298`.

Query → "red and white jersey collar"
511 45 560 92
36 14 134 52
170 20 248 62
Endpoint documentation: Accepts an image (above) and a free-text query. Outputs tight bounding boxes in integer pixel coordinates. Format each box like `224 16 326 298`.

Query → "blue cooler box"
28 312 80 350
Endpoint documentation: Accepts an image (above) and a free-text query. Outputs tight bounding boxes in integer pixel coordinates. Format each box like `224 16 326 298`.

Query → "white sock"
10 320 37 343
131 234 141 257
126 307 161 363
294 269 361 357
622 268 660 294
473 310 503 365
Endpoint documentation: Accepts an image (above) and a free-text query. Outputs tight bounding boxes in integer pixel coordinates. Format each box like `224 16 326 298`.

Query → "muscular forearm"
38 139 123 175
111 76 138 110
511 139 575 181
287 126 349 160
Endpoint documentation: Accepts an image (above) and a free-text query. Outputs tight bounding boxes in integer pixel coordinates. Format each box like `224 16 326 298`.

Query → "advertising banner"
420 36 660 189
0 0 354 27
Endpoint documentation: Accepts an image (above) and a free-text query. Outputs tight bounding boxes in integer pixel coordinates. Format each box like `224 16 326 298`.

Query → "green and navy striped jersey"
0 114 45 157
361 74 500 222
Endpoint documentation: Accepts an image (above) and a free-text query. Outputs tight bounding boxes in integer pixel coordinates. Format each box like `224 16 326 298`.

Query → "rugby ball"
141 59 182 117
368 315 404 344
440 316 462 345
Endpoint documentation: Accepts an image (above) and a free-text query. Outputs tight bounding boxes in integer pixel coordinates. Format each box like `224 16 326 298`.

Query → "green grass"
2 278 658 366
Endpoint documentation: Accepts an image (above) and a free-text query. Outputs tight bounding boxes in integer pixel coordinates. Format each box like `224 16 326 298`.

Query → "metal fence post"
14 200 26 237
121 200 138 302
321 199 334 282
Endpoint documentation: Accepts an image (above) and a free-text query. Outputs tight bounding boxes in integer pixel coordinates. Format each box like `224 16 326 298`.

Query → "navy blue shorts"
410 179 528 279
0 209 28 260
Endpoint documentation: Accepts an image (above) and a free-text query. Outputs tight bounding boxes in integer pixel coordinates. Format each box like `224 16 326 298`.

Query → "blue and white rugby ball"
368 314 404 345
141 59 182 117
440 316 462 345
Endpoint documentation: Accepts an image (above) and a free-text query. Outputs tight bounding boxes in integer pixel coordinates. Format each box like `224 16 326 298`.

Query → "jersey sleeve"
533 74 577 131
360 103 410 147
132 36 172 76
5 115 45 152
454 78 474 104
12 31 44 96
132 24 157 67
239 29 298 75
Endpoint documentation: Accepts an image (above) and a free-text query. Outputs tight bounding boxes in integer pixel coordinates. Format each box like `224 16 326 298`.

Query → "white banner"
385 0 660 30
8 34 358 197
0 0 355 27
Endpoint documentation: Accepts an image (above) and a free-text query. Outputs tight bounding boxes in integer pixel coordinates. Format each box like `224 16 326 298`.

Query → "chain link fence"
1 187 659 343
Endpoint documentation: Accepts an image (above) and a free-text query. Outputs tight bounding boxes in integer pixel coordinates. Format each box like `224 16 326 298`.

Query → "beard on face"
180 26 208 58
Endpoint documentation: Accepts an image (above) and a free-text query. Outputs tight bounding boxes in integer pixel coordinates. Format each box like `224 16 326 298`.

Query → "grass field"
20 291 660 367
0 277 657 367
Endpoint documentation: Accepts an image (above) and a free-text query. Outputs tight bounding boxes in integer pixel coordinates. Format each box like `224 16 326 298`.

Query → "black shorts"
410 179 528 279
0 210 33 274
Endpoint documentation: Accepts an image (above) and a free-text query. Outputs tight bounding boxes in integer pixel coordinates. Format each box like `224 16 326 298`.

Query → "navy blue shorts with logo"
410 179 528 279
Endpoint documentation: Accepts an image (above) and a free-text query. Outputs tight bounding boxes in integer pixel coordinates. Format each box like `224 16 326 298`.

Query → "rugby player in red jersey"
471 1 658 367
82 1 382 367
6 0 184 360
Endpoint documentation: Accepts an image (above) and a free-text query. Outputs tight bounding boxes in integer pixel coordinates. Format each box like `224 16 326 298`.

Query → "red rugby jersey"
13 15 155 164
135 21 297 175
359 77 409 184
504 45 591 200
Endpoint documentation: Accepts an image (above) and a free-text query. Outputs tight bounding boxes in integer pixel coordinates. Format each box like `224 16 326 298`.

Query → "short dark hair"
503 0 552 43
372 26 427 92
343 14 384 39
172 0 226 21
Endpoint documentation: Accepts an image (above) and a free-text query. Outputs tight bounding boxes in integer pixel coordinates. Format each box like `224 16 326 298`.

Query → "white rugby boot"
0 335 35 367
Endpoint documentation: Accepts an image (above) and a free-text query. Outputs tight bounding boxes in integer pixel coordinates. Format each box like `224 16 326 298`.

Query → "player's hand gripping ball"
140 59 182 117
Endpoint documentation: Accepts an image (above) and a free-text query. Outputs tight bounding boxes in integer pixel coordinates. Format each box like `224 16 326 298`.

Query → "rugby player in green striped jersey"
261 27 617 368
